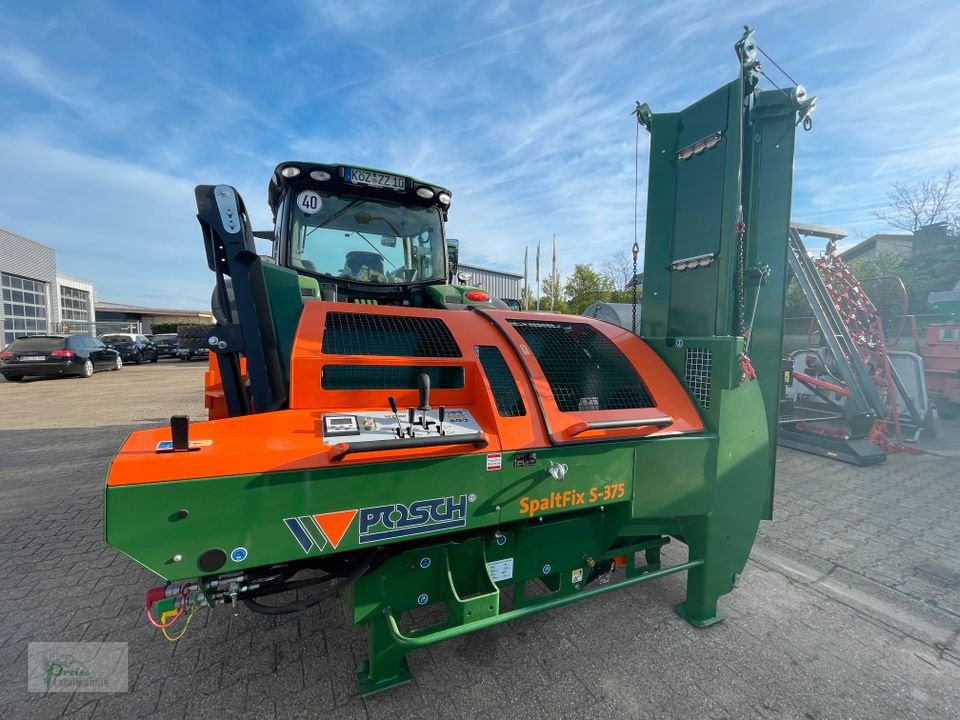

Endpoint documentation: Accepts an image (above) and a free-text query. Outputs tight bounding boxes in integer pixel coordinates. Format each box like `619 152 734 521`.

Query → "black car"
150 333 180 359
177 345 210 362
0 335 122 381
99 333 159 364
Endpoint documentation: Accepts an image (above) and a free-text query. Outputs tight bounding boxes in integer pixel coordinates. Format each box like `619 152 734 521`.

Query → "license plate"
20 355 46 361
345 168 405 192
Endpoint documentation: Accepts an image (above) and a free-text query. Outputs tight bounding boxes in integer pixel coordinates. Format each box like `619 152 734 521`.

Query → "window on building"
2 273 48 347
60 285 91 322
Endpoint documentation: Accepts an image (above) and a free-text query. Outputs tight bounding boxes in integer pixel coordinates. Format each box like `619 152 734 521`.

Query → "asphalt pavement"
0 362 957 719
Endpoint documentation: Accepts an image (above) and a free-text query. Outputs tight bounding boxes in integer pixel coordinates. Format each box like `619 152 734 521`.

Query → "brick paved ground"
0 364 958 719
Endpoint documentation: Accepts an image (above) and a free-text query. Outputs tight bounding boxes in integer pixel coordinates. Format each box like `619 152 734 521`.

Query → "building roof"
458 262 524 279
95 301 213 318
839 233 913 262
790 222 848 240
0 227 55 252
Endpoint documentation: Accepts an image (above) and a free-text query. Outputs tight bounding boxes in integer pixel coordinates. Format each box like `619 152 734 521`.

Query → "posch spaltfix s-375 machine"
104 28 815 695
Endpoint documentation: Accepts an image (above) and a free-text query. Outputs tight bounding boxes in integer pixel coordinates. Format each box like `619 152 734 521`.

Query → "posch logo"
284 495 468 553
358 495 468 543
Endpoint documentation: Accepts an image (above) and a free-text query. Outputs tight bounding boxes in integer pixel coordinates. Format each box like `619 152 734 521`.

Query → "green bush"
151 321 208 335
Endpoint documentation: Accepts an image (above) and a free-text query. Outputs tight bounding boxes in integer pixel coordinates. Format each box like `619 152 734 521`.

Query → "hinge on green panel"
668 252 716 272
744 264 770 287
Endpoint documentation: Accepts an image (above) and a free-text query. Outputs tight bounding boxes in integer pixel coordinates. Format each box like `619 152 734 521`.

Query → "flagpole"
523 246 529 310
535 240 541 311
550 234 557 312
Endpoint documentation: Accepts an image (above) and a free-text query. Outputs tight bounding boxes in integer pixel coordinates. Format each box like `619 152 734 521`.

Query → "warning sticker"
486 453 502 471
486 558 514 582
156 439 212 451
296 190 323 215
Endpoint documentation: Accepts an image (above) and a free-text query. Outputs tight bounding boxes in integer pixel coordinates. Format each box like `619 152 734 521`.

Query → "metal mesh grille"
508 320 655 412
321 365 465 390
322 313 461 357
684 347 712 409
475 346 526 417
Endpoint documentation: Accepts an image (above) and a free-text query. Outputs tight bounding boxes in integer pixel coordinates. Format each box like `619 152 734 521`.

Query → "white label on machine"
296 190 323 214
486 453 502 471
486 558 514 582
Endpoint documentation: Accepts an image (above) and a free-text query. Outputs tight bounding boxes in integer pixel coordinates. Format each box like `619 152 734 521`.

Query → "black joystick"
388 396 402 438
417 373 431 411
438 406 445 435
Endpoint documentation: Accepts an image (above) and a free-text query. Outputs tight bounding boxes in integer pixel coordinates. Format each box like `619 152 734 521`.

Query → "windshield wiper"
351 231 398 270
303 199 365 241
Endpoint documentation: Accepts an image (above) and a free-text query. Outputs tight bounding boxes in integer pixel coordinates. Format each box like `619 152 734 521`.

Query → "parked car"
1 334 122 381
150 333 180 359
98 333 159 364
177 345 210 362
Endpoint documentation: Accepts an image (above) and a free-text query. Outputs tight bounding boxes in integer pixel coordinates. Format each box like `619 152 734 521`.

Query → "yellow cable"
162 605 197 642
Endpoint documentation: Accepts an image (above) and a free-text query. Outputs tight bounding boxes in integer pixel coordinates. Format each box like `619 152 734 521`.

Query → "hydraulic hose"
242 550 381 615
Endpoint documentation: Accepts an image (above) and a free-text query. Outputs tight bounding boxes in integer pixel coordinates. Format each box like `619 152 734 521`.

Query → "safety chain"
734 210 747 336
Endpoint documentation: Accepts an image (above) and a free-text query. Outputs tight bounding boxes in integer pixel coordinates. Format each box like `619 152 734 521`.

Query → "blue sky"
1 0 957 308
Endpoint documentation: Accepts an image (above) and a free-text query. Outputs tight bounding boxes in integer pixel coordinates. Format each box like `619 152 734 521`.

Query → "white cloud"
0 133 214 307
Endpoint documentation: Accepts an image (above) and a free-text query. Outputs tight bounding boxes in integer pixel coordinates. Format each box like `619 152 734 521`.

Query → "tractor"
105 28 815 695
258 163 501 309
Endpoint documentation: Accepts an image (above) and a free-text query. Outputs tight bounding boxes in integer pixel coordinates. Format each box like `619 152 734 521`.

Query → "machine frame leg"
356 616 412 697
674 523 727 628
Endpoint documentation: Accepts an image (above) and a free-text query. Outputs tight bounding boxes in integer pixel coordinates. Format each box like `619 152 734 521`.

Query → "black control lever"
388 396 402 438
438 406 445 435
417 373 431 411
417 373 434 428
407 407 415 437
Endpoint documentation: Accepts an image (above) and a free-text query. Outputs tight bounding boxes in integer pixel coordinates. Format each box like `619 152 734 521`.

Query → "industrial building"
458 262 523 304
0 228 96 347
94 302 214 335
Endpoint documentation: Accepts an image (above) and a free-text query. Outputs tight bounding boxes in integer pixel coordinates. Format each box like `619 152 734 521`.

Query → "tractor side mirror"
447 238 459 283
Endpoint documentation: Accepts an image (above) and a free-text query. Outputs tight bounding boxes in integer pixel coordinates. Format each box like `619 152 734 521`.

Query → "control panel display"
322 415 360 436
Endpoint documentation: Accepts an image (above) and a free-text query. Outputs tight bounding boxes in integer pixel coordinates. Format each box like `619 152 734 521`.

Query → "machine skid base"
778 429 886 466
356 658 412 697
674 601 727 628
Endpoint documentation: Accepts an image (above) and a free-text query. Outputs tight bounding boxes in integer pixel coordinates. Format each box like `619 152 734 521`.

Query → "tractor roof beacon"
105 27 815 696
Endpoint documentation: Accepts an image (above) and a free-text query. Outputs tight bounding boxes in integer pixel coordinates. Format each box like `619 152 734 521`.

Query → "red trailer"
925 323 960 418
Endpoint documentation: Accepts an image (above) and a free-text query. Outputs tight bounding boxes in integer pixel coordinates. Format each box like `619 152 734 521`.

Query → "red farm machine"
104 29 815 695
926 283 960 418
780 224 937 465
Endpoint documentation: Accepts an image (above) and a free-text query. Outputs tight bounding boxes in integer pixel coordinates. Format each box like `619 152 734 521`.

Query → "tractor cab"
266 162 503 309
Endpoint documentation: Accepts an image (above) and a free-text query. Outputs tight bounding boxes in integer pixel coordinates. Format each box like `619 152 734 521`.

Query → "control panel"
321 408 482 445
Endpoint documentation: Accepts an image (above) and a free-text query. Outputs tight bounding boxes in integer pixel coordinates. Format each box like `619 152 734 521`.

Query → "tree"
564 264 613 315
601 251 634 292
875 167 958 232
783 279 808 319
540 274 568 313
867 169 960 311
520 285 535 311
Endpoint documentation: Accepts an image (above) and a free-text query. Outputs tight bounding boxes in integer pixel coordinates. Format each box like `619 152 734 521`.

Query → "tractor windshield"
289 194 445 285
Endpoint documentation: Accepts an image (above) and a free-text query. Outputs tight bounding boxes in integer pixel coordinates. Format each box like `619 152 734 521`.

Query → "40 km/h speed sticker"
297 190 323 215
